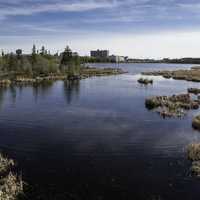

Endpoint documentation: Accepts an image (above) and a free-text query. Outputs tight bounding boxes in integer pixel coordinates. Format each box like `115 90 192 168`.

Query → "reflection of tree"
63 80 80 104
9 86 17 104
0 88 6 110
32 81 54 103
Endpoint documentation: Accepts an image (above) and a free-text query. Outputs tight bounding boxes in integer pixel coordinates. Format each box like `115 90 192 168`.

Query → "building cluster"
90 49 128 63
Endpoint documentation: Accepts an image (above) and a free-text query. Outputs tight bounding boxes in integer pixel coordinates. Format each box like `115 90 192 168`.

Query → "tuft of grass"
187 143 200 161
0 154 23 200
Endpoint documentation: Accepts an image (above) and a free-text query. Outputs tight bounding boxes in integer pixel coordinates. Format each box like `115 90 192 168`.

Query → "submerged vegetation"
0 45 124 87
0 154 23 199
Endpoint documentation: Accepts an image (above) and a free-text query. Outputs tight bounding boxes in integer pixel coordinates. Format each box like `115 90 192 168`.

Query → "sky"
1 0 200 58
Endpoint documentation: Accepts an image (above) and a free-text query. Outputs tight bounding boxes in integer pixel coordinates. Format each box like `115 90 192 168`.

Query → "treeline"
127 58 200 64
162 58 200 64
0 45 81 77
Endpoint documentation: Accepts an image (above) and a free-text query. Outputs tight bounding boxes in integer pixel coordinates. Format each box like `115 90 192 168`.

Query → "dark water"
1 63 200 199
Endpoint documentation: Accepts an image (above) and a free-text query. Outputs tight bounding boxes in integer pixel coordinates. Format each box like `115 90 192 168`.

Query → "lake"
1 63 200 199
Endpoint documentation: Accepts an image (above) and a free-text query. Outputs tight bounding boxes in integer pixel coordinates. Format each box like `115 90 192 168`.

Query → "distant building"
109 55 125 63
90 50 109 58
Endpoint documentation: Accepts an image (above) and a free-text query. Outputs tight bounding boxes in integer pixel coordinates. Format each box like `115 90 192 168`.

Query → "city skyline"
1 0 200 58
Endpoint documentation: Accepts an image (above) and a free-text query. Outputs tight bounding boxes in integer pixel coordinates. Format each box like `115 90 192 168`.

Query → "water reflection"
32 81 54 103
9 86 17 104
63 80 80 104
0 87 7 109
0 63 200 200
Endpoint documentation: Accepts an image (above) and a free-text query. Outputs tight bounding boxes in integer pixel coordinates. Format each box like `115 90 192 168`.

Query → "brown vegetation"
187 144 200 176
0 154 23 199
142 67 200 82
145 94 199 118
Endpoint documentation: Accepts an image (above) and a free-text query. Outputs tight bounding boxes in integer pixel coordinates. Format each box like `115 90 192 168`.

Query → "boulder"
192 115 200 130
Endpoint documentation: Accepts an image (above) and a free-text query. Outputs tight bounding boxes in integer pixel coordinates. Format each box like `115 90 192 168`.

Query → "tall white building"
109 55 125 63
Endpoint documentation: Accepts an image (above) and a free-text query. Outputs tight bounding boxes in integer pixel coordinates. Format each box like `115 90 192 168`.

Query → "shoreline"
140 65 200 176
0 67 126 87
141 66 200 82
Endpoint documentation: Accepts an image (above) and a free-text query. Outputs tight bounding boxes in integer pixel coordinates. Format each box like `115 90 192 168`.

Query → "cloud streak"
1 0 200 57
0 0 118 19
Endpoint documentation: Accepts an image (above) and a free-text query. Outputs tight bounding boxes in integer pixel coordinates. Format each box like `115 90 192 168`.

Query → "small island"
145 93 199 118
137 78 153 85
142 66 200 82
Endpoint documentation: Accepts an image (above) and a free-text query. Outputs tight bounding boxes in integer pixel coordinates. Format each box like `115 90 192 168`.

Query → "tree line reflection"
0 80 81 109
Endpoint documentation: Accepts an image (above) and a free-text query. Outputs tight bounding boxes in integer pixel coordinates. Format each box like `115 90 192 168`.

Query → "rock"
138 78 153 85
192 115 200 130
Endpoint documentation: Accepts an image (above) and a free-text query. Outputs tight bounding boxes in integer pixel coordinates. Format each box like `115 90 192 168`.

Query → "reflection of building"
90 50 109 58
109 55 125 63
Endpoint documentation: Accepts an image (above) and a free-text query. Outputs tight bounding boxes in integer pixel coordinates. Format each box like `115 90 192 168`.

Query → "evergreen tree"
31 44 37 66
40 46 45 56
16 49 22 59
8 53 17 71
61 46 72 65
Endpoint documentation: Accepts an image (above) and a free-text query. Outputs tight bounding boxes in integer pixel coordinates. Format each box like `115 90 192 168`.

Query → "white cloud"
1 30 200 58
0 0 118 19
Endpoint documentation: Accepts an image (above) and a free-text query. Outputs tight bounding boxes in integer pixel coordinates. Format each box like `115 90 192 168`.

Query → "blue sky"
1 0 200 58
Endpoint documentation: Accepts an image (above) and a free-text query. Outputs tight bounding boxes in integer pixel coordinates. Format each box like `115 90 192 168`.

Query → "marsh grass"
0 154 23 200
